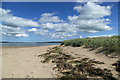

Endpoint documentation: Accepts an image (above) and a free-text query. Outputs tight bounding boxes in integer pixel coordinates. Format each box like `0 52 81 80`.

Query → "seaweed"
39 46 117 80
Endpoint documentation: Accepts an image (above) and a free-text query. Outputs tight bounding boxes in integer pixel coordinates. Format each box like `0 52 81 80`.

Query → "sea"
0 42 61 47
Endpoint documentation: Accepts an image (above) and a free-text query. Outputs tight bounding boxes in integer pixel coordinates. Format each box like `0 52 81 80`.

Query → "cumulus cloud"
15 34 28 37
40 22 77 39
41 23 77 33
79 36 83 38
68 15 78 22
88 34 115 38
0 8 39 28
39 13 64 23
49 32 75 39
0 24 28 37
28 28 48 36
0 8 40 37
68 2 112 33
44 2 112 39
36 29 49 36
76 0 120 2
0 2 113 39
28 28 38 32
73 2 111 19
39 2 112 38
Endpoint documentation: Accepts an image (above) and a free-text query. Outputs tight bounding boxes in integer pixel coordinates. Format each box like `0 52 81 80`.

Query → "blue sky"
1 2 118 42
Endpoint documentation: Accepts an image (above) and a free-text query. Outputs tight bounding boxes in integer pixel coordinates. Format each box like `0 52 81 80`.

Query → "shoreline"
1 44 60 48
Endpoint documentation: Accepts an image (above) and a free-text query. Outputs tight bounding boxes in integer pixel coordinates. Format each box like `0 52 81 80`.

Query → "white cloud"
0 8 39 37
40 22 77 38
75 19 112 33
68 15 78 22
0 8 39 27
0 2 113 39
41 23 77 33
28 28 49 36
28 28 38 32
76 0 120 2
39 2 112 39
79 36 82 38
88 34 115 38
68 2 112 33
76 0 102 3
49 32 75 39
36 29 48 36
39 13 64 23
15 33 29 37
0 24 29 37
73 2 111 19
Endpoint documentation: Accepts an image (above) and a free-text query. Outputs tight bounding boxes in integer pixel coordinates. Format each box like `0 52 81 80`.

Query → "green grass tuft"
61 36 119 56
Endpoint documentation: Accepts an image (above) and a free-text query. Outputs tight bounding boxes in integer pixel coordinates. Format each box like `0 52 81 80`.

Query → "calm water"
0 42 61 47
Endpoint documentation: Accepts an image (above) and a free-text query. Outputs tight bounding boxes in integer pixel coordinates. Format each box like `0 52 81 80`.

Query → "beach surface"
61 46 118 77
2 45 57 78
1 45 118 78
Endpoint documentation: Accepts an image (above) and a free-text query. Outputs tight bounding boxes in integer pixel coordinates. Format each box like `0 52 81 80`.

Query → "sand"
2 45 58 78
1 45 118 78
0 47 2 79
61 46 118 77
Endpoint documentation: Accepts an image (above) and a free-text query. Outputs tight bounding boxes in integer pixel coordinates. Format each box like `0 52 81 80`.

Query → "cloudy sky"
0 2 118 42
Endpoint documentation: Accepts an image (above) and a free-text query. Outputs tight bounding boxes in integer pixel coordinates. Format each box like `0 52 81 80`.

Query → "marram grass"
61 36 119 56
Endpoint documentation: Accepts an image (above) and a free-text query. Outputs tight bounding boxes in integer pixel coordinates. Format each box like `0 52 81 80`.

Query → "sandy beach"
61 46 118 77
1 45 118 78
2 45 58 78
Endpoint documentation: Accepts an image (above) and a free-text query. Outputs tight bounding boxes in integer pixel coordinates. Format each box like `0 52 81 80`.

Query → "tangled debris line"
39 46 117 80
112 61 120 73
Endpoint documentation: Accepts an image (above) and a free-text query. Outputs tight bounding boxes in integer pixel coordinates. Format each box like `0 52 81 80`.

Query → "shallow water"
0 42 61 47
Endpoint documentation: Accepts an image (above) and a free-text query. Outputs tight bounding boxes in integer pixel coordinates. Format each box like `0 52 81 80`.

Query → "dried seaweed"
39 46 117 80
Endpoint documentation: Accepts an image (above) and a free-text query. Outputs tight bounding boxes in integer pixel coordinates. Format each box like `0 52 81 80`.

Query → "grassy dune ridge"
61 36 119 56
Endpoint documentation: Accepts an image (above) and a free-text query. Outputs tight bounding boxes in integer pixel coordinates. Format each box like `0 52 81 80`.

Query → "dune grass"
61 36 119 56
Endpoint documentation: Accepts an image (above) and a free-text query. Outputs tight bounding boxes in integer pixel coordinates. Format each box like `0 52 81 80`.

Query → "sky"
0 2 118 42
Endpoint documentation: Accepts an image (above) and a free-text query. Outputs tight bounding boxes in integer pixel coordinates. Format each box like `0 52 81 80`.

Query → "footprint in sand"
31 72 33 74
42 66 46 68
74 54 78 55
26 75 31 78
3 53 7 55
11 74 14 75
26 60 29 62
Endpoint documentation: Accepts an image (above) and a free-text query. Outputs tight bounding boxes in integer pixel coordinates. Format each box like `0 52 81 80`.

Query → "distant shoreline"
1 44 60 48
0 41 62 43
0 42 61 47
